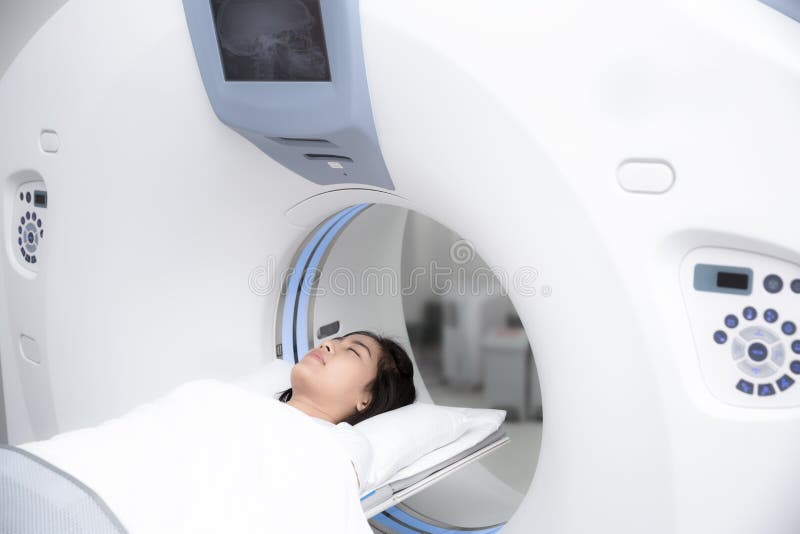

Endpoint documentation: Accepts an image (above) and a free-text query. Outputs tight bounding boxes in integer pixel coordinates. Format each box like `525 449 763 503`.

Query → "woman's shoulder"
328 421 374 491
310 416 336 427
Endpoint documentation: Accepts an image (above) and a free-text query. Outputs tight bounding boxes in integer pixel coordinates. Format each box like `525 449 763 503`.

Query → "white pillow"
382 406 507 487
355 402 506 493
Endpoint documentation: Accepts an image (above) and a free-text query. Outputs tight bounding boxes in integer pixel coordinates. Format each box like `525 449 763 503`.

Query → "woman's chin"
290 363 314 385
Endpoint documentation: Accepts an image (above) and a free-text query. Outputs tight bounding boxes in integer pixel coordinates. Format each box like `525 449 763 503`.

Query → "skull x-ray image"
210 0 331 81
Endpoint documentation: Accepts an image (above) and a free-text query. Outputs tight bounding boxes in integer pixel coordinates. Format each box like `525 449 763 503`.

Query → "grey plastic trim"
304 154 353 162
317 320 341 338
758 0 800 22
182 0 394 189
0 444 128 533
269 137 338 148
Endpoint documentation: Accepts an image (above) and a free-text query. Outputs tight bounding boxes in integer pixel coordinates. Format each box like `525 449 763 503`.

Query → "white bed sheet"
20 379 372 534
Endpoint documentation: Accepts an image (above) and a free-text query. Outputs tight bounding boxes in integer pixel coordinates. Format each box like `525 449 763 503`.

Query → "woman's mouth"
309 351 325 364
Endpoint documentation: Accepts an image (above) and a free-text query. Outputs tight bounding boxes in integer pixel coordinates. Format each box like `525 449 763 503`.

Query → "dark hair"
276 330 416 425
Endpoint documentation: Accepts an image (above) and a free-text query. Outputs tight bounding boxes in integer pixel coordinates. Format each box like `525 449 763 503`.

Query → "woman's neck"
286 395 337 424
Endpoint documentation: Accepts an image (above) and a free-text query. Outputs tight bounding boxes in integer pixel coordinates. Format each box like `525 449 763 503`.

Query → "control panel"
680 247 800 408
12 181 47 273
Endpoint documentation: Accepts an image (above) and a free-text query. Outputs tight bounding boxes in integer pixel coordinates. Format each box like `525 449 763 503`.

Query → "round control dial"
716 308 798 396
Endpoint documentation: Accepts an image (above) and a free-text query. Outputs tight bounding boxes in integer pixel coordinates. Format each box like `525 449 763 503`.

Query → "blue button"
764 274 783 294
19 192 23 201
747 342 768 362
713 330 728 344
19 216 24 225
17 237 22 246
37 219 42 228
792 341 800 354
25 211 30 220
743 306 757 320
764 309 778 323
39 229 44 238
32 212 37 221
791 361 800 374
782 321 796 336
19 247 25 256
777 375 795 391
736 379 754 395
25 192 30 203
724 314 739 328
24 254 30 262
758 383 776 396
31 255 36 264
17 226 22 235
792 279 800 294
26 232 34 244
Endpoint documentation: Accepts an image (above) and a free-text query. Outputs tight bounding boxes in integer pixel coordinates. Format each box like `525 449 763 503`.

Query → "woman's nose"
321 340 333 353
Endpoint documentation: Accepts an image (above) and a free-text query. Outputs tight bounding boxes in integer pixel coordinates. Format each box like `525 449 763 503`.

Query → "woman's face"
290 333 382 421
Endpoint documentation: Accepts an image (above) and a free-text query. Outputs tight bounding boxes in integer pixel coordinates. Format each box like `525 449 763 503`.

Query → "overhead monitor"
184 0 395 189
210 0 331 82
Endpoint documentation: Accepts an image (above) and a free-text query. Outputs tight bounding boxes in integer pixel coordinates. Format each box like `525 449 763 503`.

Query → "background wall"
400 210 463 324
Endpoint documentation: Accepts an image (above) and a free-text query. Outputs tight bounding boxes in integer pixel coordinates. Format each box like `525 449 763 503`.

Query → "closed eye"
349 347 361 358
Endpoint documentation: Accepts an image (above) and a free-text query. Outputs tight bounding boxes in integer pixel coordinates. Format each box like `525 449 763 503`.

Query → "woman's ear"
356 392 372 412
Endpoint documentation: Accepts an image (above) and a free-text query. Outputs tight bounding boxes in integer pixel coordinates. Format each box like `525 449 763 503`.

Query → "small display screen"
33 191 47 208
717 271 749 290
210 0 331 82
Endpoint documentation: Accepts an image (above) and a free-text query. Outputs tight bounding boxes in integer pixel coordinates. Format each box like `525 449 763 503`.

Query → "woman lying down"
6 331 416 534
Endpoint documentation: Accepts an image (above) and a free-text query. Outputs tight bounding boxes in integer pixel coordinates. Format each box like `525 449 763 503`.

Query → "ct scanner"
1 0 800 532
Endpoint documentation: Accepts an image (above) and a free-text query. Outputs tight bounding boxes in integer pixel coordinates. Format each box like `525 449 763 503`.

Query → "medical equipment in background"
2 0 800 532
482 327 541 422
442 293 511 389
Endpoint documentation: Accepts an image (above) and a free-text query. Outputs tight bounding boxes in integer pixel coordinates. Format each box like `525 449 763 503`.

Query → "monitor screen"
33 191 47 208
210 0 331 82
717 271 749 290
